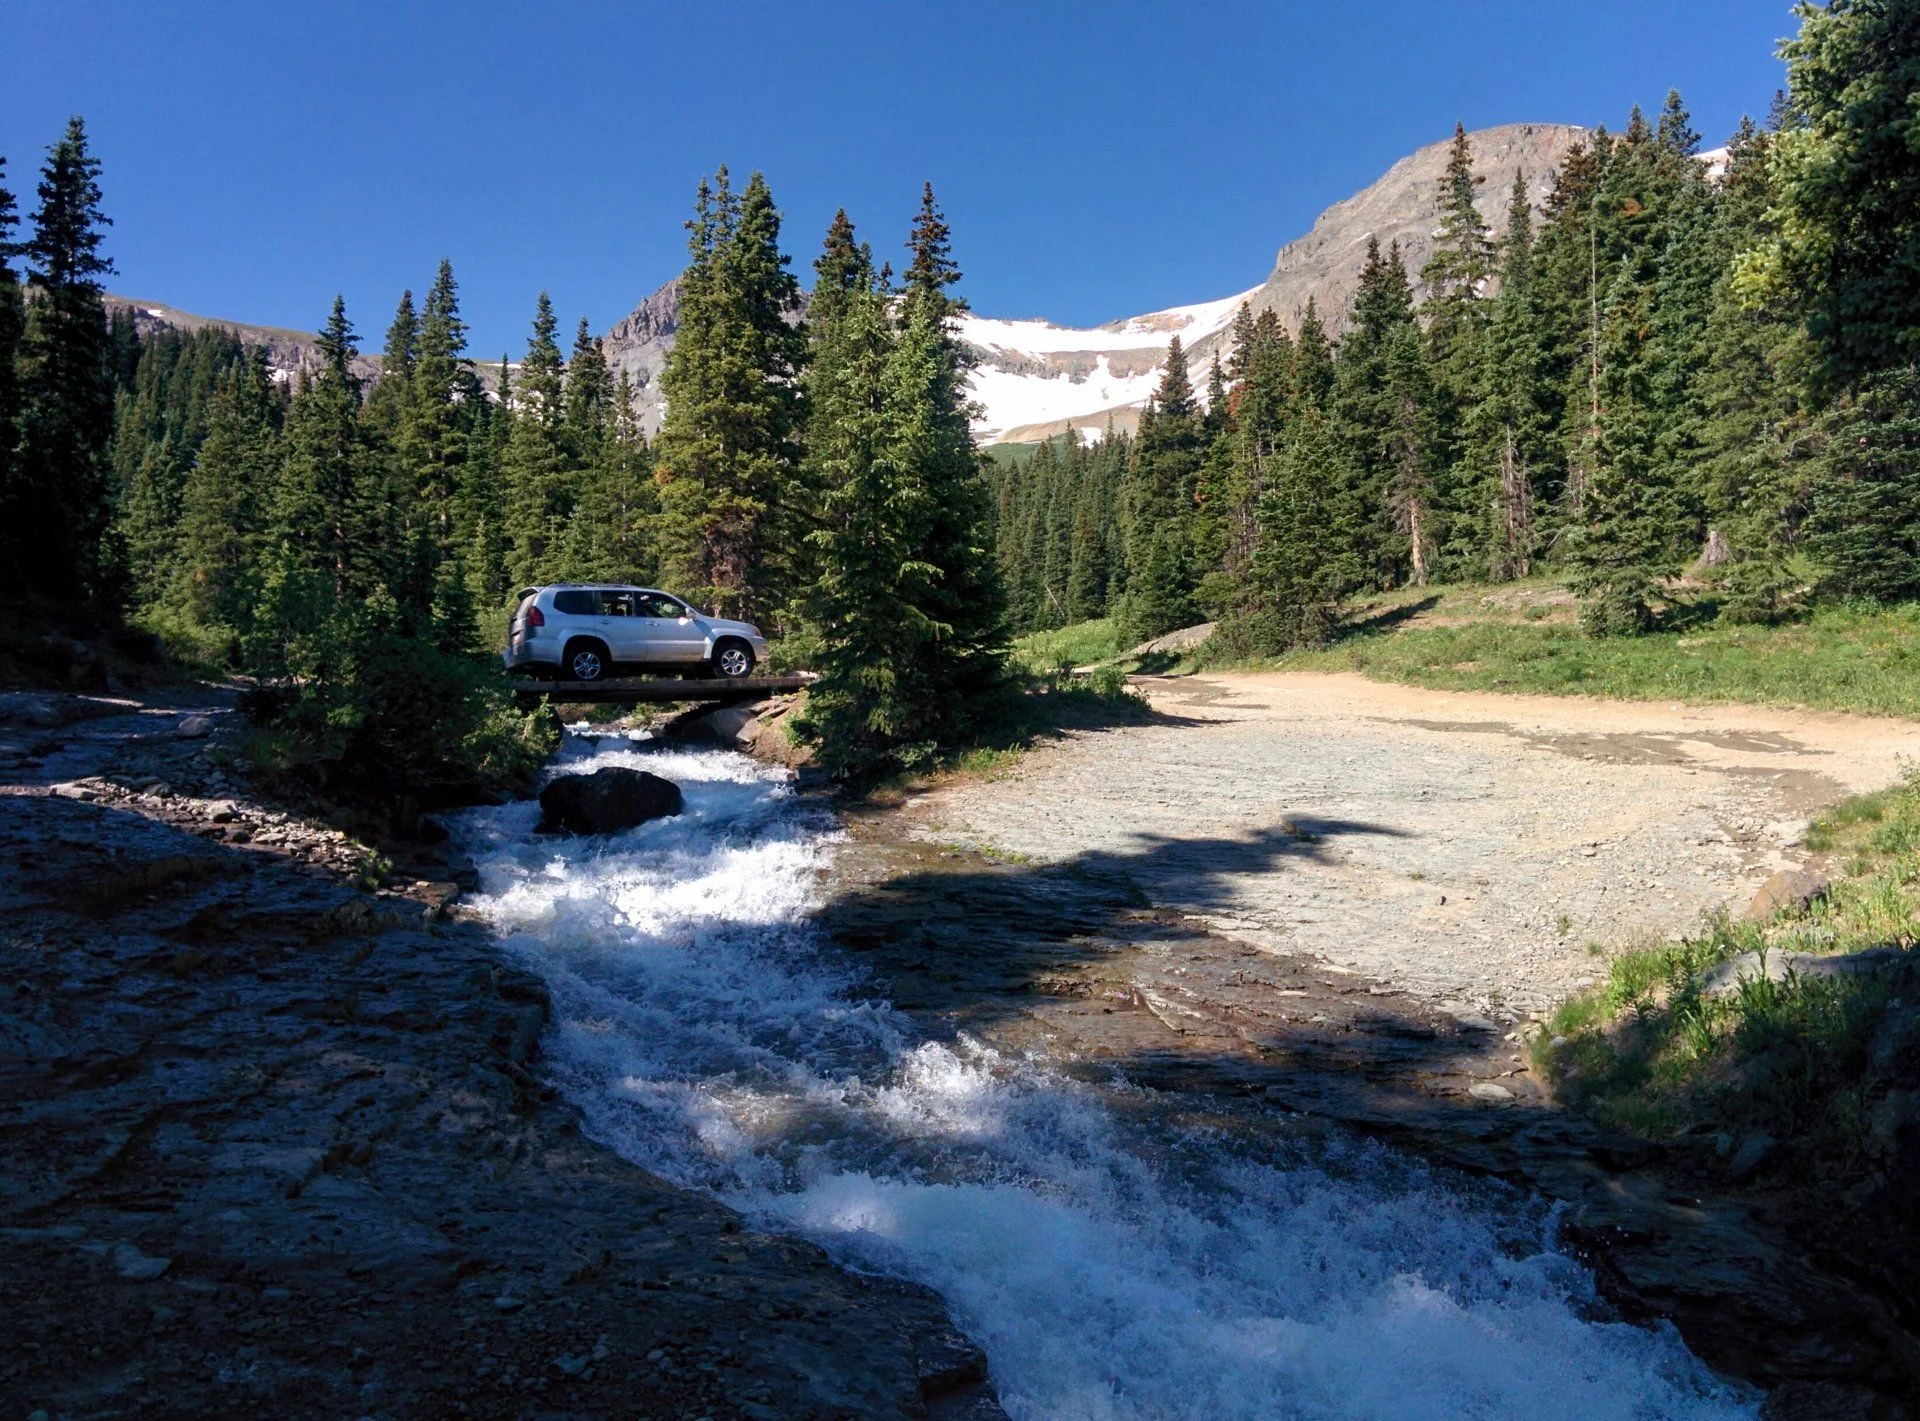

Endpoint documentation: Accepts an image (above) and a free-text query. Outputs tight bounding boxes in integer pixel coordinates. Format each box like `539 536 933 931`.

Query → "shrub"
243 589 556 830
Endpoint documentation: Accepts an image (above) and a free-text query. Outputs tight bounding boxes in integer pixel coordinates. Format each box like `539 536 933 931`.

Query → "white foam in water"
456 737 1756 1420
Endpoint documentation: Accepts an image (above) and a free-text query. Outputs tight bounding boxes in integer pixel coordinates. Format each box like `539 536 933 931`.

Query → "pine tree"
1809 367 1920 603
168 348 279 651
1335 239 1430 585
1421 122 1495 497
1120 334 1203 639
1771 0 1920 390
1203 307 1289 615
794 246 924 771
1700 118 1810 621
15 117 116 603
1467 170 1559 578
0 157 22 597
254 297 382 673
652 168 805 618
1386 320 1439 584
500 293 569 589
1567 258 1667 632
566 366 655 583
364 289 418 439
896 183 1006 703
562 315 614 463
1242 398 1359 650
111 326 248 607
464 350 515 610
410 259 483 646
1534 130 1611 524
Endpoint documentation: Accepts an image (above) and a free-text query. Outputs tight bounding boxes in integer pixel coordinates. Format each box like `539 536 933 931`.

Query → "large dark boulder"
537 767 683 835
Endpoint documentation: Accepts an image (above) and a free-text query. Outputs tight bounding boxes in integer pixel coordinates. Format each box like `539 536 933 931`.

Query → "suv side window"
637 594 686 619
552 589 596 616
599 591 637 617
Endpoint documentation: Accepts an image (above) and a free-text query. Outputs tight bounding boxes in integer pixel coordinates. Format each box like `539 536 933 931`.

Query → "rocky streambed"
7 685 1915 1418
0 692 999 1420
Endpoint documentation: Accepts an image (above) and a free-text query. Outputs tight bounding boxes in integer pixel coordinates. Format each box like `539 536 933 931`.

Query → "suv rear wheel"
565 639 610 682
711 640 755 680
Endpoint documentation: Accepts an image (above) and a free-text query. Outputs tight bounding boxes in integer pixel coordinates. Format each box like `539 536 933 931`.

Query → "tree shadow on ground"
1331 594 1443 641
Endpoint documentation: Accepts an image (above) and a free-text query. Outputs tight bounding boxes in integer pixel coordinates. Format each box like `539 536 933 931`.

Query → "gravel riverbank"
912 671 1920 1017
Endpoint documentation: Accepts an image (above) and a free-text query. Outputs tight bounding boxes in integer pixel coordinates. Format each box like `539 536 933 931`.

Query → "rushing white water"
456 735 1755 1420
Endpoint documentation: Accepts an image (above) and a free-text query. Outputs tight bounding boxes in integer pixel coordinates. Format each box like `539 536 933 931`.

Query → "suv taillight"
525 605 545 628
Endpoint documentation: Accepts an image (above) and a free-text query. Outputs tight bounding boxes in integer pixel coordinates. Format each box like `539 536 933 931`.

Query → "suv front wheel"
565 640 610 682
711 640 755 680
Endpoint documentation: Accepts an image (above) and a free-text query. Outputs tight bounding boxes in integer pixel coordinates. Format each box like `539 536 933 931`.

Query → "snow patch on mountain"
959 287 1255 443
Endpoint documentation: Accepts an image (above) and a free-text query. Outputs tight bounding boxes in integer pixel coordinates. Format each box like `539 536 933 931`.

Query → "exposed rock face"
538 766 684 834
985 122 1592 445
1238 122 1591 343
598 278 681 436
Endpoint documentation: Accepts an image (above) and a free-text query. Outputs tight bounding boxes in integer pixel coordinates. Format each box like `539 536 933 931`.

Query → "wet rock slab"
0 699 1003 1419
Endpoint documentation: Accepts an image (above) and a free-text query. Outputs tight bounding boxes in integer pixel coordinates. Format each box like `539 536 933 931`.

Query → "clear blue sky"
4 0 1792 353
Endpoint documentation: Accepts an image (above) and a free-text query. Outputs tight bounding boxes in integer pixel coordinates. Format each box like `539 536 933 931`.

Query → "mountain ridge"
110 121 1601 445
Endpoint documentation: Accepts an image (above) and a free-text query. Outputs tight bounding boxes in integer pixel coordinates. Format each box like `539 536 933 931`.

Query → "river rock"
538 767 683 835
1743 868 1829 922
1727 1133 1775 1182
1698 946 1907 999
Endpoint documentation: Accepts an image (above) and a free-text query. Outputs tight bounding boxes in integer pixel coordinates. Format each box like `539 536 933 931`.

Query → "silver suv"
503 585 770 682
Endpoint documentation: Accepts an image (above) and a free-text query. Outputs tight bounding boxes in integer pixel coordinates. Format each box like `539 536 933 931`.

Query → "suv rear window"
552 590 596 616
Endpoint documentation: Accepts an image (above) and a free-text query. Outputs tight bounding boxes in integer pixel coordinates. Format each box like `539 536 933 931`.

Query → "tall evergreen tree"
896 182 1006 701
795 243 923 771
364 289 418 439
1421 123 1495 479
1120 334 1203 638
254 297 382 673
1335 239 1430 585
0 158 24 599
1700 118 1811 621
411 259 483 645
1770 0 1920 390
652 168 806 618
167 348 279 650
500 293 569 589
1808 366 1920 604
562 315 614 462
1467 170 1560 578
15 117 116 602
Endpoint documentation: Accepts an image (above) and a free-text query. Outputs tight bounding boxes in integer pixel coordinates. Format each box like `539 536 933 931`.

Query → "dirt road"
913 672 1920 1017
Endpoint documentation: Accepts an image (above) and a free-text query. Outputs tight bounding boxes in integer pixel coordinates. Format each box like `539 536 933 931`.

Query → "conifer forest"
2 2 1919 795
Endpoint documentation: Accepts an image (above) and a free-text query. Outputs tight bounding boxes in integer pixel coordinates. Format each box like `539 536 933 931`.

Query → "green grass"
1229 597 1920 719
1010 617 1126 675
1537 770 1920 1165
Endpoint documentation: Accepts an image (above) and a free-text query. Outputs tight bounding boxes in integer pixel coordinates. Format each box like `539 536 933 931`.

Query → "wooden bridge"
510 673 814 705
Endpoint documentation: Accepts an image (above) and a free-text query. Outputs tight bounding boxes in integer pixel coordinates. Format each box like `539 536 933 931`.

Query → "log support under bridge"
509 674 814 706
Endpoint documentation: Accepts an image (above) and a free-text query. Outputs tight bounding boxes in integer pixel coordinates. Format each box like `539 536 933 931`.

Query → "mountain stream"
453 733 1755 1420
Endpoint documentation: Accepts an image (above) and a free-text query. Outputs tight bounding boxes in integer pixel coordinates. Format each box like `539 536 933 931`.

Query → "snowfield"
961 287 1258 442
